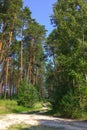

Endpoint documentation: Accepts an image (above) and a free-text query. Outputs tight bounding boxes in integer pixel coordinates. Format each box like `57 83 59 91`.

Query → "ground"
0 113 87 130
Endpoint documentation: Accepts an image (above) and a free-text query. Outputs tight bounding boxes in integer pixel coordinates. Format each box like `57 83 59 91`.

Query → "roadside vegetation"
45 0 87 119
0 100 43 114
8 124 61 130
8 123 30 130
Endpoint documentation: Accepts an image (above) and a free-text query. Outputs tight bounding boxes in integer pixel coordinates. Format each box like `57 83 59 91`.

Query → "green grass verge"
0 100 43 114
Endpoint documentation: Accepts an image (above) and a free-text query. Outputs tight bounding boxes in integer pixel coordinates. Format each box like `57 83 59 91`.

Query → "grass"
8 124 64 130
8 123 31 130
0 100 43 114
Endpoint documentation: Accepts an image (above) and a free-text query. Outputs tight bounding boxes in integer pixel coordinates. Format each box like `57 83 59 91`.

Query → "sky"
23 0 57 36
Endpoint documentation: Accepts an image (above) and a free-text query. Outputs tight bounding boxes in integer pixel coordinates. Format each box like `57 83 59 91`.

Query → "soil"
0 113 87 130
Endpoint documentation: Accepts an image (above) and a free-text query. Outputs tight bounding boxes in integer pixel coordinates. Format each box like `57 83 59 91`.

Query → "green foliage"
58 86 87 118
0 100 44 114
46 0 87 119
0 100 29 114
60 91 80 118
17 80 39 107
75 85 87 111
0 0 46 100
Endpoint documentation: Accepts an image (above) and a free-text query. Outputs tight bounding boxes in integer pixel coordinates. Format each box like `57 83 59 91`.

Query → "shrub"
17 80 39 107
59 88 87 118
60 90 79 118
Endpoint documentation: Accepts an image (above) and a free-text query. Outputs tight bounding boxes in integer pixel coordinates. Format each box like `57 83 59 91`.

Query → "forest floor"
0 112 87 130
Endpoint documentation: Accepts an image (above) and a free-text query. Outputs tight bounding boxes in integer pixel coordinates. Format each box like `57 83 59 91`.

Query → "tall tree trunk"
35 67 39 85
20 41 23 81
27 46 33 84
4 31 12 99
4 58 9 99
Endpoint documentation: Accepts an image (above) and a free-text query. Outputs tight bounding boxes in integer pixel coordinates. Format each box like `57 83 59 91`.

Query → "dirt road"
0 114 87 130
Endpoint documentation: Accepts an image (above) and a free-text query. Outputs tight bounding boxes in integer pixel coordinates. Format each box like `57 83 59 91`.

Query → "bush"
60 91 80 118
57 88 87 118
17 80 39 107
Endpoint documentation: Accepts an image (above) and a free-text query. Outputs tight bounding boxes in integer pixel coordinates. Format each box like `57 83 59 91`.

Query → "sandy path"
0 114 87 130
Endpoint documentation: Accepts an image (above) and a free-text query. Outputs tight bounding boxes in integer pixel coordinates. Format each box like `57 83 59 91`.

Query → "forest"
0 0 87 119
